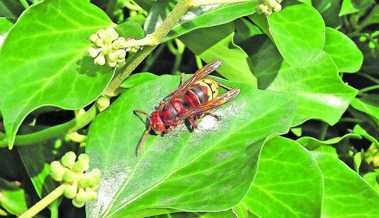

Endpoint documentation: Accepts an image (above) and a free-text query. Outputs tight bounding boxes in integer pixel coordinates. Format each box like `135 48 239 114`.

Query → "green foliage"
0 0 378 217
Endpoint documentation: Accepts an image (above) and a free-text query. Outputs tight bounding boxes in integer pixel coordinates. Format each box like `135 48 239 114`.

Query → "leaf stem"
18 184 66 218
19 0 29 9
0 106 97 147
359 84 379 94
104 0 193 95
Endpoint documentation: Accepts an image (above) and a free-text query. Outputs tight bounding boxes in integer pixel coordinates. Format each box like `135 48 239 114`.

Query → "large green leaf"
242 137 379 218
0 0 113 148
86 75 295 218
351 96 379 124
324 27 363 73
268 52 357 125
181 23 257 86
143 0 257 40
0 17 11 34
168 1 257 40
267 3 325 67
243 136 322 218
312 152 379 218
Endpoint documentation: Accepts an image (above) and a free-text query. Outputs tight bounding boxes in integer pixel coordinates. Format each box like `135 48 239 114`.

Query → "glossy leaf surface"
86 75 295 218
0 0 113 148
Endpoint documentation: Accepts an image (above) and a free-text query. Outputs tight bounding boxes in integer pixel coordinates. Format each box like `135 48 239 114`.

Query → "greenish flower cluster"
88 27 128 67
257 0 283 16
50 152 101 208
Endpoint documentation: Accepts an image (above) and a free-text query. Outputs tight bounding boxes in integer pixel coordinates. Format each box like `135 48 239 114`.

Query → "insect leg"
218 82 234 91
133 109 149 123
135 126 151 156
187 116 198 131
204 112 221 120
179 73 184 87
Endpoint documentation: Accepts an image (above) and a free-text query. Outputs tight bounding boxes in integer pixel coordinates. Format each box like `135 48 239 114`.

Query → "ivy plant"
0 0 378 218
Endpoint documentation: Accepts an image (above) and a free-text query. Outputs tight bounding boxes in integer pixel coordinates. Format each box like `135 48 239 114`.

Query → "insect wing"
165 60 222 101
180 88 240 119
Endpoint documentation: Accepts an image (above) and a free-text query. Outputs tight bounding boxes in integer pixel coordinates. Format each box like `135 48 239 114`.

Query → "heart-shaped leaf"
324 27 363 73
181 23 257 86
242 136 379 218
0 0 113 148
86 75 295 218
243 136 323 218
268 52 357 125
312 152 379 218
268 4 325 67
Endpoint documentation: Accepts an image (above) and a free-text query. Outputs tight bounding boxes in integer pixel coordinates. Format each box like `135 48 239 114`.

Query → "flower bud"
88 47 101 58
75 188 88 203
63 170 77 183
50 161 65 182
64 182 78 199
96 96 110 112
61 151 76 169
72 154 90 173
79 174 92 188
94 55 106 65
72 198 85 208
85 188 98 201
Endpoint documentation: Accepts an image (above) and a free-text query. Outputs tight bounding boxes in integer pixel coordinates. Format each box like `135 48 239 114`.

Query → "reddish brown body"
134 60 240 155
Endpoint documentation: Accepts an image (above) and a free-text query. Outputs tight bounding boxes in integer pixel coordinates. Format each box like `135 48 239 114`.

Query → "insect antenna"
135 126 151 156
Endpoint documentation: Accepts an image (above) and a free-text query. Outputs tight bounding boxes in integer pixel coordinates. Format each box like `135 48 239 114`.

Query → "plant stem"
360 73 379 84
0 106 97 147
319 123 329 140
19 184 66 218
191 0 249 6
359 84 379 94
19 0 29 9
104 0 193 95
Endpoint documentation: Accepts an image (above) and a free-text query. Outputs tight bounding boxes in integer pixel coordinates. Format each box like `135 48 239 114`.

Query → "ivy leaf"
351 96 379 124
312 152 379 218
267 3 325 67
86 75 295 218
242 136 323 218
0 17 12 34
360 5 379 28
143 0 257 40
120 72 159 89
0 178 28 216
297 133 361 151
339 0 359 16
168 1 257 40
324 27 363 73
268 52 358 125
0 0 113 148
181 23 257 87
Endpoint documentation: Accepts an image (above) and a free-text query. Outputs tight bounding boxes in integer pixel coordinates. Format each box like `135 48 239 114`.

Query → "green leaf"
0 178 28 216
268 4 325 67
86 75 295 218
312 152 379 218
352 124 379 146
297 133 361 151
269 52 357 125
351 97 379 124
324 27 363 73
181 23 257 86
116 21 145 39
143 0 257 40
120 72 159 89
144 0 171 34
0 0 23 20
243 136 322 218
339 0 359 16
0 0 113 148
247 37 282 89
0 17 12 34
360 5 379 27
168 1 257 40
